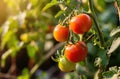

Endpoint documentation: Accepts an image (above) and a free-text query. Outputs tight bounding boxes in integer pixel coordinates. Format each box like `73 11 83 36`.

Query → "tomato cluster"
53 13 92 72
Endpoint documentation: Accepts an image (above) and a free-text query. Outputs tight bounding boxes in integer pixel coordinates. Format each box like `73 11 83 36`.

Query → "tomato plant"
0 0 120 79
53 24 69 42
70 13 92 34
64 41 88 63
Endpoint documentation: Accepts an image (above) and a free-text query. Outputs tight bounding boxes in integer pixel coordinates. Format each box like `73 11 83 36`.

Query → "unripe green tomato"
58 56 76 72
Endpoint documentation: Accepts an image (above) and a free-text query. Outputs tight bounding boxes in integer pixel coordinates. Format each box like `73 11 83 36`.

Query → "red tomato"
53 24 69 42
70 13 92 34
64 41 88 63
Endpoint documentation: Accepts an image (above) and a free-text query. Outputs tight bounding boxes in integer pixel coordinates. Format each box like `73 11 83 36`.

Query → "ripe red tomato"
58 56 76 72
53 24 69 42
64 41 88 63
70 13 92 34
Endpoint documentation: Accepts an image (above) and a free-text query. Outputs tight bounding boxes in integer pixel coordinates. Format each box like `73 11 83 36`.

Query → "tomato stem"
88 0 106 78
85 34 94 43
79 34 83 41
88 0 105 48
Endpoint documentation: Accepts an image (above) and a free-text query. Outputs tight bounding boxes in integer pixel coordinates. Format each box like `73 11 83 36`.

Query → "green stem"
88 0 105 48
88 0 105 79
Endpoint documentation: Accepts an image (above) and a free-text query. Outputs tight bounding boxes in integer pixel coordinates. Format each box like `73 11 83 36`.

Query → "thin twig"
30 42 64 75
0 72 16 79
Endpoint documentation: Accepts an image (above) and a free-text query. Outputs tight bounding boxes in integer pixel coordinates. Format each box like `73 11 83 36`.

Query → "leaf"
94 49 109 68
102 66 118 78
17 68 30 79
103 71 115 78
76 63 87 75
55 10 65 18
108 37 120 55
66 0 70 4
1 30 14 49
27 44 36 58
94 0 106 12
110 27 120 37
42 0 58 11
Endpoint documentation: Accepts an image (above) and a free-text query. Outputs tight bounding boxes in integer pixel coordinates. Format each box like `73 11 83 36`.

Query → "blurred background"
0 0 120 79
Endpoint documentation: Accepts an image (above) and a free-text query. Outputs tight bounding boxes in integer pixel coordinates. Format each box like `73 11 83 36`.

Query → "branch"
88 0 105 48
0 72 16 79
30 42 64 75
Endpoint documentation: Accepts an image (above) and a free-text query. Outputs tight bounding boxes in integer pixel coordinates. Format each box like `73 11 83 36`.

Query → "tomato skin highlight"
58 56 76 72
70 14 92 34
64 41 88 63
53 24 69 42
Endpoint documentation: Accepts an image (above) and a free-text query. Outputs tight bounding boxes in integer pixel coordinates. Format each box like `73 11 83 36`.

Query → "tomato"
53 24 69 42
70 13 92 34
58 56 76 72
64 41 88 63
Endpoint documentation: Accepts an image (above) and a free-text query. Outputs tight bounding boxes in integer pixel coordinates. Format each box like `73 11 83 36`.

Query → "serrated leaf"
108 37 120 54
110 27 120 37
55 10 65 18
42 0 58 11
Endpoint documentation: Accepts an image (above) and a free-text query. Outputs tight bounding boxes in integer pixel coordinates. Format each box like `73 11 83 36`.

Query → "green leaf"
110 27 120 37
55 10 65 18
1 30 14 49
27 44 36 58
76 63 87 75
108 37 120 55
94 49 109 68
66 0 70 4
42 0 58 11
102 66 118 78
103 71 115 78
30 0 39 6
94 0 106 12
17 68 30 79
